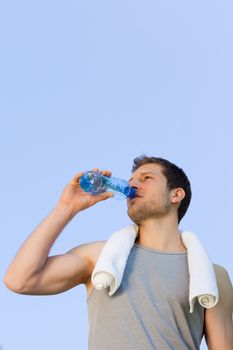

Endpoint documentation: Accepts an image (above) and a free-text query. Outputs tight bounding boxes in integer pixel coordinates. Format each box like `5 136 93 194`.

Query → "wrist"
55 202 79 220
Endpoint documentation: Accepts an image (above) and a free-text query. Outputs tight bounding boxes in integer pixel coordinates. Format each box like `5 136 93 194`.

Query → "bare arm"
204 264 233 350
3 169 113 294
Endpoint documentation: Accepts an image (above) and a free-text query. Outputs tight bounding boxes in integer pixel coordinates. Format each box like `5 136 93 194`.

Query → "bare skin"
3 168 113 295
3 164 233 349
126 163 187 252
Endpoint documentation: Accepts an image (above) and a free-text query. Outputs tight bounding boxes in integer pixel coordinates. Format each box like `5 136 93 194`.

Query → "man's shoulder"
212 263 233 303
84 240 107 259
204 263 233 348
68 240 106 266
213 263 232 284
213 263 231 280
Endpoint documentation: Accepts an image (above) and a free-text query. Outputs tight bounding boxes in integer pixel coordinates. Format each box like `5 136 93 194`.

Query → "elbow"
3 273 29 294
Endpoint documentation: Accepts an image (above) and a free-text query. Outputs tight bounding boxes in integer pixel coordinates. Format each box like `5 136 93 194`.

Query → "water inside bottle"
80 171 107 194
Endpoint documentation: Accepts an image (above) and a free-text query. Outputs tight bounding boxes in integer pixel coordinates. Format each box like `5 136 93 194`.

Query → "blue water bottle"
79 171 136 199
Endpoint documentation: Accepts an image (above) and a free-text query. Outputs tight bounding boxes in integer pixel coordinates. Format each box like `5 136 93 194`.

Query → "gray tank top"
87 244 204 350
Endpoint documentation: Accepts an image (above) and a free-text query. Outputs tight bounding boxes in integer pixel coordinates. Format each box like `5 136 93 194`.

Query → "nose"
129 178 142 190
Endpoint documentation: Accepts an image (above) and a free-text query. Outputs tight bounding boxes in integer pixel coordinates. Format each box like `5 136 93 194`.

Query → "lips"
128 194 142 202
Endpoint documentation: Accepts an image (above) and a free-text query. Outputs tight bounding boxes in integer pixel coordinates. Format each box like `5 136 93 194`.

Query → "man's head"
127 155 192 224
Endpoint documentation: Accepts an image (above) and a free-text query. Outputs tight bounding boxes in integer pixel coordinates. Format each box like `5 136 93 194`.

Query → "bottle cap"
128 187 136 198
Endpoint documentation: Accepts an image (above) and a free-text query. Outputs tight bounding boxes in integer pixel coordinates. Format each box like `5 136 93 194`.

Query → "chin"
127 211 143 224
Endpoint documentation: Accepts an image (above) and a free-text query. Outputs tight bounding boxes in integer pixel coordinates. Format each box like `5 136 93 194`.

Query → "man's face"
127 163 172 224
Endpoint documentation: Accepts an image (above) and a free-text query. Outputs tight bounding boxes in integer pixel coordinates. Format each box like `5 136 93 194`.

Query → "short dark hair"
131 155 192 223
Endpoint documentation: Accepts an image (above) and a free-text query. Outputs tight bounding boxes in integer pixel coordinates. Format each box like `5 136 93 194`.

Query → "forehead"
130 163 166 179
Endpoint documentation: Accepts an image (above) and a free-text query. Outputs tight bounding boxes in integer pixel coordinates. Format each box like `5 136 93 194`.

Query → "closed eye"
144 176 153 180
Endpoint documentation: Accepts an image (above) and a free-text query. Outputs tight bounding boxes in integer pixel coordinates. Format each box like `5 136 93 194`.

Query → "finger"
92 192 114 203
70 171 84 187
96 191 114 201
100 169 112 177
72 171 84 180
91 168 100 172
90 168 112 177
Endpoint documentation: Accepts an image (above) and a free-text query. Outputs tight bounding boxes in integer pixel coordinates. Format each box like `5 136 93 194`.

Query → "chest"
117 248 190 308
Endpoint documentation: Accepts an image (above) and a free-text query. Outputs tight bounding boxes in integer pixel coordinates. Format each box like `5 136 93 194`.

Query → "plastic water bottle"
79 171 136 199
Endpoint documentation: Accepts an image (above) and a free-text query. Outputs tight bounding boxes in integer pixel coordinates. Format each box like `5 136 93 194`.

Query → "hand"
58 168 114 214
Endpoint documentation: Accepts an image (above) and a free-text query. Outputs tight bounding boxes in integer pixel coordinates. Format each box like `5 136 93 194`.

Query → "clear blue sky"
1 1 232 349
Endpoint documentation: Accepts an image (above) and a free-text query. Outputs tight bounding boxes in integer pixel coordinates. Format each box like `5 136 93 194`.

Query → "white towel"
180 230 219 313
91 224 139 295
91 224 219 313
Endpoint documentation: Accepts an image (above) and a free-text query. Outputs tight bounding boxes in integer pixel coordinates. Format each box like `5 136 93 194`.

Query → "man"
4 155 233 349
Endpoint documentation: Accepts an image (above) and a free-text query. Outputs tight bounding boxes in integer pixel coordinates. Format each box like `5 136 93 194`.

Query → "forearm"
4 203 77 291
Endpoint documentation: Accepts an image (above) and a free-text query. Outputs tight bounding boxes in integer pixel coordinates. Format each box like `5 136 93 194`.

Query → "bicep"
204 308 233 349
204 265 233 349
22 246 93 295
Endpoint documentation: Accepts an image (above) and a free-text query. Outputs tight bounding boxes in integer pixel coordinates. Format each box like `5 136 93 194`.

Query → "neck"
135 216 187 252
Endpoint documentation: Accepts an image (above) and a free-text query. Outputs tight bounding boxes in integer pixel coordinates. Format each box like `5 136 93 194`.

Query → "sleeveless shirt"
87 244 205 350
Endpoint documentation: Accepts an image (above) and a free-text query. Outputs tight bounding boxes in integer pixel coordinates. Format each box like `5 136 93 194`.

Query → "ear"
170 188 185 204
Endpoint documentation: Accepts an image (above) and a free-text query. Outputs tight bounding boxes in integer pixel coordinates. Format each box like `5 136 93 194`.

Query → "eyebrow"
128 172 156 182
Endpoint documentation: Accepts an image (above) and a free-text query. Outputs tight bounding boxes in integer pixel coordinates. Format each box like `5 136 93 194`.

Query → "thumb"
99 191 114 201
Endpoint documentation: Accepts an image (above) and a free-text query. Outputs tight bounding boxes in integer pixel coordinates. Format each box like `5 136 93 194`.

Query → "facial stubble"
127 196 171 224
